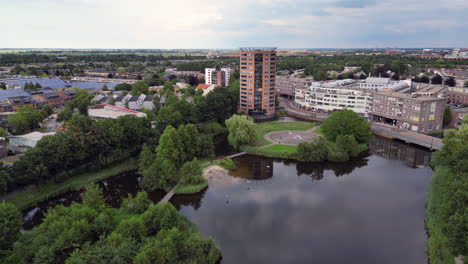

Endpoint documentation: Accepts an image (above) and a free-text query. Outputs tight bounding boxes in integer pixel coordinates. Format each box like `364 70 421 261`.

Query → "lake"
22 135 433 264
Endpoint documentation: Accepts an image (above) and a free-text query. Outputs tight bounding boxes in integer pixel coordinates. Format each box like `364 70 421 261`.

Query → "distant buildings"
205 68 231 87
239 47 277 117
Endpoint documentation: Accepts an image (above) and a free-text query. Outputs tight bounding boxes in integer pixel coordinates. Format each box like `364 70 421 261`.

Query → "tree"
431 74 443 84
139 144 155 171
0 127 8 137
180 158 203 185
321 109 372 143
42 104 53 116
335 134 360 158
0 82 7 89
464 81 468 88
57 106 74 122
131 80 149 95
225 115 256 150
420 75 430 83
8 105 43 134
0 162 10 194
114 83 132 91
296 138 329 162
121 191 151 214
0 202 22 250
102 84 109 91
82 183 107 211
156 125 184 166
444 77 456 87
141 157 178 190
155 106 183 133
108 96 116 105
443 106 452 127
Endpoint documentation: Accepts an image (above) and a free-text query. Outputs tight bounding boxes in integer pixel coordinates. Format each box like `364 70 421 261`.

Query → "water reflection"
369 135 432 168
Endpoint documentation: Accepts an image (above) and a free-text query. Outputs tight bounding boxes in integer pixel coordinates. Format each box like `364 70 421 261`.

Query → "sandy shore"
203 165 229 181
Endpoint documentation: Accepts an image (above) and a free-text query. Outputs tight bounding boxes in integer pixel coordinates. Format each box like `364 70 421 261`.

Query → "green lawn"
174 179 208 194
7 159 138 210
255 121 316 146
262 144 298 154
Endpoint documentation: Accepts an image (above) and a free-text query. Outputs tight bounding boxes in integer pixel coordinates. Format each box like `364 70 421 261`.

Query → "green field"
7 159 138 210
262 144 298 154
255 121 316 146
173 179 208 194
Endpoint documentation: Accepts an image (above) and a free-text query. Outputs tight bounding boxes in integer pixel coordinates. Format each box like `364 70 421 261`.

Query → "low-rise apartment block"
295 85 373 116
372 92 445 132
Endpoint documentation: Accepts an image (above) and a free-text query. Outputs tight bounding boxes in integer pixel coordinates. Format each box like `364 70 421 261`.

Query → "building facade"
359 77 410 92
295 86 373 116
205 68 232 87
239 48 276 116
372 92 445 133
276 76 313 98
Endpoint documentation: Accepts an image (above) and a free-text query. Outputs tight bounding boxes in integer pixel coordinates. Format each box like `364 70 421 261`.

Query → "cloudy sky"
1 0 467 49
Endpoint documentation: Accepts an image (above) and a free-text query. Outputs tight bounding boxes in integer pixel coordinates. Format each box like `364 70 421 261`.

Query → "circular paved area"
264 128 320 146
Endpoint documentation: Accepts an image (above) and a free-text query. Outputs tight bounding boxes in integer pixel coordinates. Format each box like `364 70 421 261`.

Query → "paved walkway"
263 126 320 146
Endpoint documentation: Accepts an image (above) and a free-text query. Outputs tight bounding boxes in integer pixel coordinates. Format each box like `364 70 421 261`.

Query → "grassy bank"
7 158 138 210
255 121 316 146
425 166 457 264
241 145 294 160
173 179 208 194
215 157 237 171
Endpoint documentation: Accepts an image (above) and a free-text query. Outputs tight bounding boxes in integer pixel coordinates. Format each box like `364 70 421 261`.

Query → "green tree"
180 158 203 185
131 81 149 95
114 83 132 91
108 96 116 105
335 134 360 158
57 106 74 122
321 109 372 143
141 157 178 190
156 125 184 166
0 82 7 89
121 191 151 214
0 127 8 137
0 202 22 250
156 106 183 133
8 105 43 134
296 138 329 162
225 114 256 150
82 183 107 211
42 103 53 116
431 74 443 84
464 81 468 88
443 106 452 127
0 162 11 194
102 84 109 91
139 144 155 171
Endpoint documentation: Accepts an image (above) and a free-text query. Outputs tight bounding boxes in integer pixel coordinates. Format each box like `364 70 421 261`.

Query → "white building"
205 68 231 87
295 80 373 117
359 77 410 92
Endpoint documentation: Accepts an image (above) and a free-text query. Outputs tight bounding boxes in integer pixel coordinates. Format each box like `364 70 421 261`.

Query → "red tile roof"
196 84 212 90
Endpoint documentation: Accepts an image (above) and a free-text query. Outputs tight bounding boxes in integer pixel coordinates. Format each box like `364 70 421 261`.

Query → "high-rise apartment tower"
239 47 277 116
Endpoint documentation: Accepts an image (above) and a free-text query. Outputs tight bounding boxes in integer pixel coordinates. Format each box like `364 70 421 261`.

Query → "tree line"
426 116 467 263
0 184 221 263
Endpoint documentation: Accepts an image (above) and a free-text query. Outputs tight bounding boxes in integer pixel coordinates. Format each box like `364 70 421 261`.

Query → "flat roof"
240 47 277 52
9 131 56 142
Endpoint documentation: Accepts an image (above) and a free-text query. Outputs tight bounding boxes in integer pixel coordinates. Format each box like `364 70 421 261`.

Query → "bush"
326 142 349 162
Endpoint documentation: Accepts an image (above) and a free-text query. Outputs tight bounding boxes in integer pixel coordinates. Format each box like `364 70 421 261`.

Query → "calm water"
22 136 433 264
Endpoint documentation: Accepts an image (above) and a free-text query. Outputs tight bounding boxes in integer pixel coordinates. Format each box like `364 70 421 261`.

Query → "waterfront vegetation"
0 185 221 263
7 159 138 210
426 117 468 264
233 110 370 162
215 157 238 171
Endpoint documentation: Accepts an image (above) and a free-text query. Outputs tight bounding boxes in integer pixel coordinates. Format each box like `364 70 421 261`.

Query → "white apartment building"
359 77 410 91
295 82 373 117
205 68 232 87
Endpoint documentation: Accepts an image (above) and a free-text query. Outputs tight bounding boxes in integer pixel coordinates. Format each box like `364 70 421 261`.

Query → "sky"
1 0 467 49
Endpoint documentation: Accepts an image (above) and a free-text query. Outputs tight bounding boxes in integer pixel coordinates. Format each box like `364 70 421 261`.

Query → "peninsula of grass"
215 157 237 171
173 178 208 194
7 158 138 210
255 121 316 146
